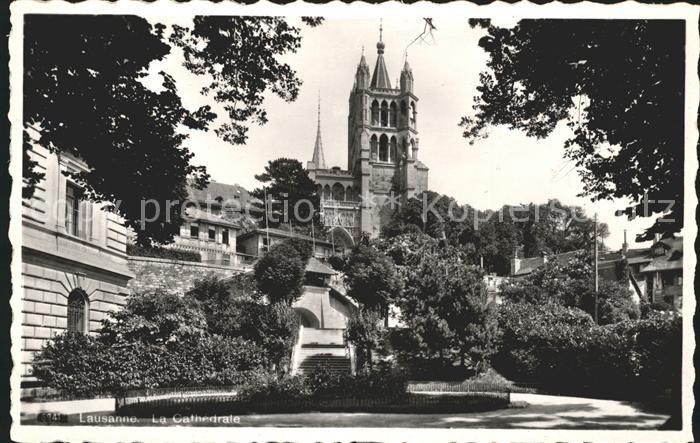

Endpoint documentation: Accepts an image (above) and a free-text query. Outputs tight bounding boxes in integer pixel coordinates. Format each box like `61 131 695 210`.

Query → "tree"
343 243 402 319
462 19 684 241
252 158 321 228
253 241 307 305
24 16 319 245
345 309 385 372
395 245 499 371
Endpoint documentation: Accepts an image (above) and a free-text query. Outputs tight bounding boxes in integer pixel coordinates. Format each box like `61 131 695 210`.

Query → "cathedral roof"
370 26 392 89
311 96 326 169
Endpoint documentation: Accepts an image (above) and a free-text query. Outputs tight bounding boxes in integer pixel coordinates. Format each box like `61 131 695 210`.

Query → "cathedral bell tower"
347 23 428 238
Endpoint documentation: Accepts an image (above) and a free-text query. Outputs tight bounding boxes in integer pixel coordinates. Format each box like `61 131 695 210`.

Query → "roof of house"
306 257 336 275
188 180 263 213
185 207 241 229
639 236 683 273
512 250 584 276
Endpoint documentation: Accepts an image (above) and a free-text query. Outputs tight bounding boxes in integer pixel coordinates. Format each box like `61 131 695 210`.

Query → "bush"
32 332 109 397
493 301 682 399
127 243 201 262
34 290 273 397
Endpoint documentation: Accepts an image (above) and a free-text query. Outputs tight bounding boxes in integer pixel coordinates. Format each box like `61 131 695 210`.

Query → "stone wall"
127 256 246 295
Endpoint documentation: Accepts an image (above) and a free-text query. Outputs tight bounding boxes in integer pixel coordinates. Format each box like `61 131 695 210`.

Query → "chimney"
622 229 629 253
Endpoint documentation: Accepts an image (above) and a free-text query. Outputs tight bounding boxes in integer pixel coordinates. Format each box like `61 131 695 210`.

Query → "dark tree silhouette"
252 158 321 228
23 15 320 245
462 19 684 242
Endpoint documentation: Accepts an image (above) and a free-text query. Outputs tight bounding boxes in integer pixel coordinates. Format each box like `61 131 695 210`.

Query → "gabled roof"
187 180 262 213
306 257 336 275
185 207 241 229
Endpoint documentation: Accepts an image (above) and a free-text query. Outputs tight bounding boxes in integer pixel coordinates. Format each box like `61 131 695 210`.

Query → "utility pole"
594 212 599 324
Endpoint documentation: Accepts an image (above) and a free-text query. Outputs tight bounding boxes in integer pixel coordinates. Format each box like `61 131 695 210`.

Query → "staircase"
293 328 352 375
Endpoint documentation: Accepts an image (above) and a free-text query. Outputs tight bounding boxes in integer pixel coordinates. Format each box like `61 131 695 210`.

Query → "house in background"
21 144 133 393
636 236 683 310
508 234 684 312
132 180 263 267
237 227 337 260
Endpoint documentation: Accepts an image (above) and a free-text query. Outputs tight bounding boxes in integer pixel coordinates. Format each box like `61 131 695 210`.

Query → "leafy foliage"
493 302 680 397
186 276 299 372
252 158 321 228
126 243 201 262
253 241 307 305
384 192 607 276
345 309 386 372
463 19 684 241
393 243 500 371
343 243 402 315
33 287 285 396
24 16 317 245
501 250 639 325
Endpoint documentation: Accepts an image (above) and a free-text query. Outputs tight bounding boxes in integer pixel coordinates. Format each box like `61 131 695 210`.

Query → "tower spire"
311 92 326 169
370 19 391 89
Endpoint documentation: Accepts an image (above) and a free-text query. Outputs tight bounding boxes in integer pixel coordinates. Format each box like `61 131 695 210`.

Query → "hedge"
127 243 201 262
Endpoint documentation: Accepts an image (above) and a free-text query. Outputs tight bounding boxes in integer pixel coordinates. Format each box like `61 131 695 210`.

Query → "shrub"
34 290 273 397
127 243 201 262
32 332 109 397
493 301 682 399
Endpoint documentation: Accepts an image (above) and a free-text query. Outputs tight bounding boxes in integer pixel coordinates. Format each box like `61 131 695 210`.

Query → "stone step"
297 354 351 375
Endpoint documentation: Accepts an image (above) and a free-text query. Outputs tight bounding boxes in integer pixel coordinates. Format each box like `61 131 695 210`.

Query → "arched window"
379 134 389 162
323 185 331 200
389 102 398 127
332 183 345 201
67 289 87 333
380 101 389 127
401 100 408 118
370 135 378 160
371 100 379 126
390 137 397 163
345 186 354 202
410 102 417 126
402 137 410 159
410 138 416 158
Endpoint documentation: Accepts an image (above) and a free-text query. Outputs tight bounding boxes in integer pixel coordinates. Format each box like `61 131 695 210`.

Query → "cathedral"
307 27 429 249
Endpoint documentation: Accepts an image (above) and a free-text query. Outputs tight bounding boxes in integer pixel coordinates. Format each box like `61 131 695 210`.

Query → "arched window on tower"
410 102 417 126
410 138 416 158
402 137 410 159
390 137 397 163
380 101 389 127
345 185 354 202
371 100 379 126
323 185 331 200
370 135 378 161
379 134 389 162
389 102 398 127
332 183 345 201
67 289 88 334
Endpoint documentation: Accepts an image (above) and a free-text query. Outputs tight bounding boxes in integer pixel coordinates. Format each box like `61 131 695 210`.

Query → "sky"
147 16 658 251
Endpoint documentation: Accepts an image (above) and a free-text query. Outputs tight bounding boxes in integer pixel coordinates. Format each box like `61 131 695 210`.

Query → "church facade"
307 29 429 248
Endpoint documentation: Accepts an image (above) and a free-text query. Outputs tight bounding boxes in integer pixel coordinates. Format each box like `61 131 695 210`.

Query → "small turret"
354 47 371 91
400 58 414 93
